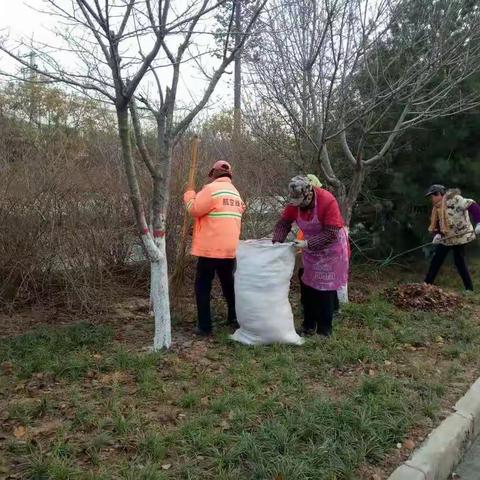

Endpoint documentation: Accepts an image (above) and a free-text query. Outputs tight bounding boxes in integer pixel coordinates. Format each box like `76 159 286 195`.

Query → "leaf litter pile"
385 283 462 312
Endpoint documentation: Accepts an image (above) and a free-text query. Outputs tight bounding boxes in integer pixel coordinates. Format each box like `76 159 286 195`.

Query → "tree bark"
346 165 365 226
116 107 149 234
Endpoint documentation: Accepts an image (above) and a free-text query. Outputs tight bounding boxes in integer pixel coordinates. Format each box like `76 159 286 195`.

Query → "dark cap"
425 184 446 197
208 160 232 179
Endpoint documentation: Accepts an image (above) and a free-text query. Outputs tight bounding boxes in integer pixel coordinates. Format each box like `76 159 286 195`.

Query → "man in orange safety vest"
184 161 245 336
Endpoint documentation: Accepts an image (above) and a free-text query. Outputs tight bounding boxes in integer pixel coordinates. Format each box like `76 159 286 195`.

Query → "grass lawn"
1 261 480 480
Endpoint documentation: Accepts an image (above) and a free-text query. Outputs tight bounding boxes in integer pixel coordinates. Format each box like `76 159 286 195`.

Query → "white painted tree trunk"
141 233 171 350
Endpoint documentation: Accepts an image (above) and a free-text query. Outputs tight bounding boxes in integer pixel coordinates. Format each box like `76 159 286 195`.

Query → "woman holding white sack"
296 174 350 311
273 176 349 337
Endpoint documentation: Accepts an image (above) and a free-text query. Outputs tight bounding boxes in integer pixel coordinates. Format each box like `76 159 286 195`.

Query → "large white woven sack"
231 240 304 345
337 226 349 304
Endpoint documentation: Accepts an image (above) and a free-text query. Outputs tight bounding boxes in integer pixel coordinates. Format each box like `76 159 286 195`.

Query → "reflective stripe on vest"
211 190 241 199
208 212 242 219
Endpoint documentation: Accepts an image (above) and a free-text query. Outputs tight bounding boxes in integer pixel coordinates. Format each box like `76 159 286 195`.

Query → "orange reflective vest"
184 177 245 259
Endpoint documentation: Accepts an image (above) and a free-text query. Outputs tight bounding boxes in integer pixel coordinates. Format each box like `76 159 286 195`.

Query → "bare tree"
214 0 264 146
249 0 480 224
1 0 265 349
233 0 243 142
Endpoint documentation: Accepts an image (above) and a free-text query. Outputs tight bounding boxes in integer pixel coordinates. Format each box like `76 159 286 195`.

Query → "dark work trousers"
302 283 337 336
299 267 339 314
195 257 236 333
425 244 473 291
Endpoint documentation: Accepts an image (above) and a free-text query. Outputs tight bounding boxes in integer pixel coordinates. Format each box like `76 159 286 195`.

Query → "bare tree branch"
364 104 409 165
174 0 268 139
130 98 158 177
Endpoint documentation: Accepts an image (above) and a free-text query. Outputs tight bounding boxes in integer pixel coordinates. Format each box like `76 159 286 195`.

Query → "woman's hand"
293 239 308 249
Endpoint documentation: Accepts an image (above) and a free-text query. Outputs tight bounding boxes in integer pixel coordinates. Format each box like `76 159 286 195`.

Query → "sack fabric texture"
231 240 304 345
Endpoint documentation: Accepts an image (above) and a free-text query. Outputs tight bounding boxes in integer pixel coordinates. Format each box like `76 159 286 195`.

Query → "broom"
170 135 200 304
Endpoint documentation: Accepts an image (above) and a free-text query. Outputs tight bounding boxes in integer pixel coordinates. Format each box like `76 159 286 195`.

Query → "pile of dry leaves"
384 283 462 312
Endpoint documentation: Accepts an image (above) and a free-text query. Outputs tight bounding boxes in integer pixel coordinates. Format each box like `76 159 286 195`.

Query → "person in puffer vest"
424 184 480 291
184 160 245 336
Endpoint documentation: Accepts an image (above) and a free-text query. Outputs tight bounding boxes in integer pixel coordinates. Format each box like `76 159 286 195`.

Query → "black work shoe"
194 328 212 337
300 328 316 337
229 320 240 330
317 333 331 339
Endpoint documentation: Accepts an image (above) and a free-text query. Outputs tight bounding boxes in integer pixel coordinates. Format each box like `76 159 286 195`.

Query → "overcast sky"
0 0 234 114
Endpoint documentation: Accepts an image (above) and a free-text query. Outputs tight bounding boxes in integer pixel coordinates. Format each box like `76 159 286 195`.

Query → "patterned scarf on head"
288 175 313 207
306 174 323 188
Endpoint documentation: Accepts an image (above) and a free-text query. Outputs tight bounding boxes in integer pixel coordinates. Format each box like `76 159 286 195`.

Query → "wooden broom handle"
187 135 200 188
181 135 200 241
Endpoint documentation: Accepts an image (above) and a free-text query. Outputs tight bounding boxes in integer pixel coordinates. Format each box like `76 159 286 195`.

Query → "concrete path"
388 376 480 480
455 436 480 479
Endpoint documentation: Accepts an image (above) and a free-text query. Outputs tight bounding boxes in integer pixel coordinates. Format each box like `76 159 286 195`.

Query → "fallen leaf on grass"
98 371 131 385
161 464 172 470
31 420 62 437
13 426 26 439
404 439 416 450
220 420 230 430
0 464 9 474
1 361 13 375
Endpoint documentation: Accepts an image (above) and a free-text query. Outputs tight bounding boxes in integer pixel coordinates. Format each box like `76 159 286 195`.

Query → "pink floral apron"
296 194 349 291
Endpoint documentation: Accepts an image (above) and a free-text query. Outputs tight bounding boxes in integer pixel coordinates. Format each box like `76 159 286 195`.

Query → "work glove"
293 239 308 249
475 223 480 235
432 234 442 245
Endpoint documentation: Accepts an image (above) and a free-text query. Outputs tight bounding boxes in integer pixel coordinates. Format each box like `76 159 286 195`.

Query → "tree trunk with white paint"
119 105 172 350
150 236 171 350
